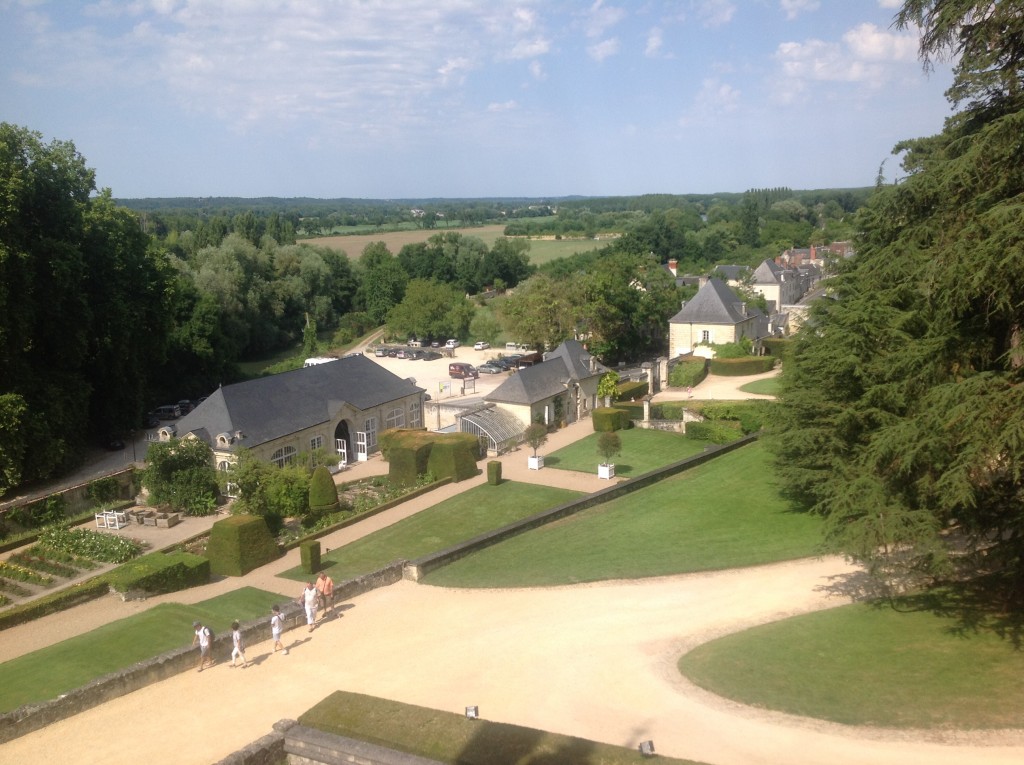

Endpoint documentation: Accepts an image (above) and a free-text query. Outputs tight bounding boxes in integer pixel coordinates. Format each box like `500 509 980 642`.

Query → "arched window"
270 445 297 468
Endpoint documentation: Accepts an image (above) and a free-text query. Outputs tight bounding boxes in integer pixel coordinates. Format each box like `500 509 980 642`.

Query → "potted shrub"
524 423 548 470
597 431 621 479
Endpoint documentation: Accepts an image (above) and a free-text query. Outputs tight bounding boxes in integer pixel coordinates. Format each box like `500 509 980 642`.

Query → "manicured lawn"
0 587 284 713
424 441 822 587
738 377 780 396
544 428 706 475
278 481 582 583
301 690 706 765
678 601 1024 728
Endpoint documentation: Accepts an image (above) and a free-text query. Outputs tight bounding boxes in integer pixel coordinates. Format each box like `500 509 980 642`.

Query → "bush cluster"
105 550 210 595
614 381 647 402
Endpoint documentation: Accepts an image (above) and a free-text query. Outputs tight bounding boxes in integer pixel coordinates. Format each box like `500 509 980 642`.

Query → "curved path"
4 374 1024 764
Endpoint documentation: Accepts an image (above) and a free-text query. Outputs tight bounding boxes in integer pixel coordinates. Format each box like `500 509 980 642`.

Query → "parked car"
445 339 460 349
473 341 490 351
406 349 424 360
449 362 478 379
144 412 160 428
478 362 504 374
408 338 423 347
153 404 181 420
396 349 409 359
374 346 390 357
421 350 443 361
430 340 441 348
177 399 195 415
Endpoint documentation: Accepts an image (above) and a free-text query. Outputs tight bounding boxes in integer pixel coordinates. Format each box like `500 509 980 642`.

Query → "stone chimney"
667 258 678 276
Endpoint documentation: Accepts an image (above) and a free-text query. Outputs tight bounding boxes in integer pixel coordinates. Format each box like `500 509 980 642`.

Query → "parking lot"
365 342 530 403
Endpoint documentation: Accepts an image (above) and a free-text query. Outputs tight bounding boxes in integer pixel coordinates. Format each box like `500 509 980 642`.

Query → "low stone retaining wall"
405 434 757 581
215 720 444 765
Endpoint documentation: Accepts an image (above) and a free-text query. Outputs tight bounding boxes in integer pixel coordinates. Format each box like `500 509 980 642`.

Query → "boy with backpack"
191 620 215 672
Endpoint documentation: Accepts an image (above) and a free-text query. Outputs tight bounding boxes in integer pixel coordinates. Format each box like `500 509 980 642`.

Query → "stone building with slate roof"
478 340 606 435
668 277 767 357
157 354 424 471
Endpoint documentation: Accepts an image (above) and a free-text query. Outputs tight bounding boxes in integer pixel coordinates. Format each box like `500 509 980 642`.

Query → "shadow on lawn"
818 569 1024 649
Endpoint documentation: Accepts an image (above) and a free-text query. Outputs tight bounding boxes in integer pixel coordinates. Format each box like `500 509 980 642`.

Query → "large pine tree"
771 1 1024 603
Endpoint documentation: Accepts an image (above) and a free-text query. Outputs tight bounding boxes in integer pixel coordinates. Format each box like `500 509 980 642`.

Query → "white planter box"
528 455 544 470
598 463 615 479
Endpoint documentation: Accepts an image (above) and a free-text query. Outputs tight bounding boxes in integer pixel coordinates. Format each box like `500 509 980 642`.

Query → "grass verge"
737 378 780 396
300 690 705 765
678 601 1024 728
277 481 581 583
423 441 822 587
544 428 706 475
0 587 284 713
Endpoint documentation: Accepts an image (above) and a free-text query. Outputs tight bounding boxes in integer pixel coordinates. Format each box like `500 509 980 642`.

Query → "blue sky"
1 1 955 199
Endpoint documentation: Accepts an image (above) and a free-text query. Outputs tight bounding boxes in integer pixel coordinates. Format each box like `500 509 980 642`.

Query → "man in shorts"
315 571 335 617
191 620 214 672
271 605 288 655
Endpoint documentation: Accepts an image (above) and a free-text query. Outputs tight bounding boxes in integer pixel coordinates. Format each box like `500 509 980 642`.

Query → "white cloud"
773 21 920 95
780 0 820 21
843 22 918 62
877 0 902 8
587 37 620 62
529 59 546 80
508 37 551 59
584 0 626 38
487 99 518 112
679 77 741 127
645 26 663 57
697 0 736 28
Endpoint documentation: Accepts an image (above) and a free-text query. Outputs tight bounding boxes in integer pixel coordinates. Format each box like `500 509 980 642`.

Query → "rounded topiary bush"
308 465 340 517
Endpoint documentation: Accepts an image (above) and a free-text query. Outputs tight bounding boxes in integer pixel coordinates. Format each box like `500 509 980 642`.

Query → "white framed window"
363 417 377 450
385 407 405 429
310 435 324 451
409 400 421 427
270 445 297 468
701 329 711 343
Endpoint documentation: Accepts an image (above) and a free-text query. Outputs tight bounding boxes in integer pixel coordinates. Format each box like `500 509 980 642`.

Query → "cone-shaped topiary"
308 465 340 515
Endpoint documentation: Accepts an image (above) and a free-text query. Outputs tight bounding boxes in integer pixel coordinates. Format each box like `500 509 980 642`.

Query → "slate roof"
173 355 421 450
485 360 573 405
542 339 606 381
711 264 750 283
752 259 785 284
669 278 763 326
486 340 606 406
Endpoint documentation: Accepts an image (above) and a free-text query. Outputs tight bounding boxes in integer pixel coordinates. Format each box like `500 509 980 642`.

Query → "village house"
668 278 769 357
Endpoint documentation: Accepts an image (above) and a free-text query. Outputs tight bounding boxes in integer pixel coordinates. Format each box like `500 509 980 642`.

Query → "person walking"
271 605 288 655
315 571 335 618
230 621 248 668
300 581 319 632
191 620 214 672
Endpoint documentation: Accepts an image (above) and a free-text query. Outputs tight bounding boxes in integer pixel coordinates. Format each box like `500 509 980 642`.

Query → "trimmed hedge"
684 420 743 443
761 337 792 362
592 407 631 432
206 515 281 577
614 381 648 402
487 461 502 485
427 434 480 483
708 356 776 375
668 358 707 388
0 579 110 632
105 550 210 595
381 429 435 487
300 540 321 573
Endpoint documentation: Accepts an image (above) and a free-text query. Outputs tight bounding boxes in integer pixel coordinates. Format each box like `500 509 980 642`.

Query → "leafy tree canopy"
770 0 1024 606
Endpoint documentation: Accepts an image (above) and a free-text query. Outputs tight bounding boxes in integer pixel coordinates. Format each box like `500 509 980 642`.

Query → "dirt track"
4 371 1024 764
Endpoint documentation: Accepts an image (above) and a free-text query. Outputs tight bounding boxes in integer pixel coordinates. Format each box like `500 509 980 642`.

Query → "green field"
544 428 706 475
679 601 1024 728
0 587 283 713
423 441 823 587
278 481 581 583
737 377 780 396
